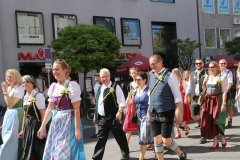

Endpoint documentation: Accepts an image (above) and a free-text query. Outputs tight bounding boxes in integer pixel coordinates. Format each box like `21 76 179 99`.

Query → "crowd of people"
0 54 239 160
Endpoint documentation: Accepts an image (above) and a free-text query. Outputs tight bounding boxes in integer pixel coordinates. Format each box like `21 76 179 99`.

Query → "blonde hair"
237 62 240 78
209 61 221 75
54 59 71 80
100 68 110 76
129 67 139 74
5 69 22 85
183 70 190 81
172 68 182 82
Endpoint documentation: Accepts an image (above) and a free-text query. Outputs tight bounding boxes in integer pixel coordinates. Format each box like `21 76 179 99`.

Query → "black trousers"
92 116 129 160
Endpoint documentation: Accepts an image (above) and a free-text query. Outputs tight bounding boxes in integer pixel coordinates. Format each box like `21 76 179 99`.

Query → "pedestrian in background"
219 59 233 129
0 69 24 160
37 59 86 160
18 75 46 160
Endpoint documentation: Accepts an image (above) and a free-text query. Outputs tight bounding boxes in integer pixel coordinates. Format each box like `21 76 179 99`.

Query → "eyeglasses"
195 63 202 65
136 78 142 81
208 66 215 69
150 61 160 67
220 63 226 65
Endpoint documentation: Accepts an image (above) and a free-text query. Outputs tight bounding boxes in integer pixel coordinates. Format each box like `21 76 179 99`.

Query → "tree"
51 24 121 114
225 37 240 60
171 38 202 71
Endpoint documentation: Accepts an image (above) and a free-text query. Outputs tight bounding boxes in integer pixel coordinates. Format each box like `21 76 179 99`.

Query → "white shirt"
206 75 227 92
186 69 203 95
221 69 233 85
182 80 188 93
136 85 147 97
8 85 24 99
23 89 46 110
98 81 126 116
151 68 182 104
48 80 81 103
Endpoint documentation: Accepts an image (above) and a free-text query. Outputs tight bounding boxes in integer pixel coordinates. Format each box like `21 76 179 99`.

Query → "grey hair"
100 68 110 76
22 75 37 89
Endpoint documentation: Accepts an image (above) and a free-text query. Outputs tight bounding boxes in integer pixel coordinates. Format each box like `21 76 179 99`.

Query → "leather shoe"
199 137 207 144
179 152 187 160
120 155 130 160
90 133 97 138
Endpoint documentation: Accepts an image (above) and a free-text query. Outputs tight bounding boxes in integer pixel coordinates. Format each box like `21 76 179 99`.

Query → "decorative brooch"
100 87 115 105
204 72 209 78
61 87 69 94
149 69 166 96
29 97 36 103
217 76 222 89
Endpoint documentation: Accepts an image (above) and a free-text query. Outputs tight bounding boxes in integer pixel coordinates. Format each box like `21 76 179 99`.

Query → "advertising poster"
233 0 240 14
218 0 229 13
202 0 214 13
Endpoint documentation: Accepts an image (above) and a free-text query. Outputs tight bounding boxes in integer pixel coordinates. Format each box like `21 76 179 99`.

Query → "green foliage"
225 37 240 60
51 24 121 73
50 24 121 115
171 38 202 71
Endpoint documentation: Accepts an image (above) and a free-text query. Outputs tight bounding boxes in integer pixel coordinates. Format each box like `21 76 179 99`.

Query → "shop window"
234 28 240 37
218 0 229 14
204 28 217 48
233 0 240 14
120 18 141 46
15 10 45 45
202 0 215 13
219 28 230 48
52 13 77 39
150 0 174 3
93 16 116 34
151 22 178 69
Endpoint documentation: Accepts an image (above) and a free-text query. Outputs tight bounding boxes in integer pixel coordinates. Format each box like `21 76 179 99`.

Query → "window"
218 0 229 14
52 13 77 39
219 28 230 48
204 28 216 48
120 18 141 46
202 0 215 13
150 0 174 3
234 29 240 37
233 0 240 14
151 22 178 69
15 10 45 45
93 16 116 34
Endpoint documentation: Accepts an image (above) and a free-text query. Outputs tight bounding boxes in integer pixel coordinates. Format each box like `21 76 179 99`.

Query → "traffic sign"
44 48 52 69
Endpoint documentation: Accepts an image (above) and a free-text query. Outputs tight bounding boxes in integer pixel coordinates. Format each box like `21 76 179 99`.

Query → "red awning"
115 55 150 74
204 55 239 68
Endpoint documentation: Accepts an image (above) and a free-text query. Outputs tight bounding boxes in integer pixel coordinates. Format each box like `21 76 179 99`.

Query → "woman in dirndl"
37 59 86 160
18 75 46 160
0 69 24 160
201 61 227 150
123 67 138 144
134 71 156 160
235 62 240 113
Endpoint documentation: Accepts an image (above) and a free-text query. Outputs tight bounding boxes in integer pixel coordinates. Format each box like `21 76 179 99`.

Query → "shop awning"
115 55 150 74
204 55 239 68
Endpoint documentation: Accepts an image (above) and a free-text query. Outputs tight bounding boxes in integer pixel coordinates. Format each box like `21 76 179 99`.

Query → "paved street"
0 107 239 160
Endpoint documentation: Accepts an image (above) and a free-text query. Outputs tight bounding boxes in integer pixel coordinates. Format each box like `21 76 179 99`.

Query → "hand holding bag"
112 119 123 130
198 90 206 105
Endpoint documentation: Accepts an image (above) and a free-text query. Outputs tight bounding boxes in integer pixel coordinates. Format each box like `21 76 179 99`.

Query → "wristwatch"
2 92 8 95
223 102 227 105
118 110 123 113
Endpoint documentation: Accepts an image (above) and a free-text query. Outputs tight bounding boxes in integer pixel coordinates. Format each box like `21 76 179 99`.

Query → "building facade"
0 0 199 105
198 0 240 58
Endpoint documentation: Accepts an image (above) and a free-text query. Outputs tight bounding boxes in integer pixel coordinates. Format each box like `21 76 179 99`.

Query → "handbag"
112 119 123 130
197 90 206 105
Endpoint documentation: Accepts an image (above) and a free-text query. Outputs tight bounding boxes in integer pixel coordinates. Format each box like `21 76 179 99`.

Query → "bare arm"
4 95 21 108
73 101 81 141
39 109 46 122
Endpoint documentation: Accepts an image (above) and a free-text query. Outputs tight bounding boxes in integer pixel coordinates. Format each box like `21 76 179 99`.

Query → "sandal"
185 126 190 136
175 129 181 139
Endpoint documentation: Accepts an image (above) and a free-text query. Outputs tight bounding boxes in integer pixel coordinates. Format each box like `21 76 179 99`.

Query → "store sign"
134 61 143 65
233 18 240 24
18 48 46 60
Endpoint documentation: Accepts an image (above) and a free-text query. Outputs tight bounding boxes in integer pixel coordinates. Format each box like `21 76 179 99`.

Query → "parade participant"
182 70 192 123
92 68 129 160
201 61 227 150
91 73 102 138
184 58 207 144
147 54 187 160
172 68 191 138
134 71 156 160
219 59 233 129
0 69 24 159
235 62 240 113
123 67 138 144
37 59 86 160
18 75 46 160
